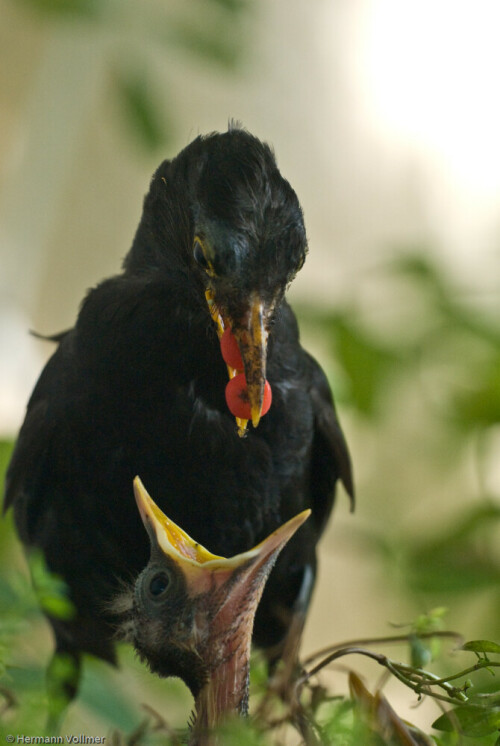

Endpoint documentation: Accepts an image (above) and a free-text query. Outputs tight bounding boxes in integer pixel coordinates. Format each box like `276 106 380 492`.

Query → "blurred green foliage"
16 0 100 19
300 252 500 619
11 0 251 153
28 551 76 621
434 705 500 739
114 66 171 154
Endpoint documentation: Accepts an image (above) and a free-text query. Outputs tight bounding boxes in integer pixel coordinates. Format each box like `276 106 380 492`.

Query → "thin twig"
297 643 499 711
302 631 464 666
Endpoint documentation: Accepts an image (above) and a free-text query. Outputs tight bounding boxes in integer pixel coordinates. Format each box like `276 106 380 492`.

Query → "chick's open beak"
134 476 310 721
134 476 310 610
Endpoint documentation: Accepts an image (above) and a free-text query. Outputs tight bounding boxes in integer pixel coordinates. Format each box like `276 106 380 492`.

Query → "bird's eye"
193 238 209 271
149 572 171 597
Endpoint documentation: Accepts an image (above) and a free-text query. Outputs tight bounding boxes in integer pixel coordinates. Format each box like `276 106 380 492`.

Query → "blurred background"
1 0 500 740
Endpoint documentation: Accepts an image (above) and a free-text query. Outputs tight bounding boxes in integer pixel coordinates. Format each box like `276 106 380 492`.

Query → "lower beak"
232 294 268 428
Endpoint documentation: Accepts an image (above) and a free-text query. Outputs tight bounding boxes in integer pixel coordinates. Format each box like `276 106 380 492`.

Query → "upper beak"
134 475 310 599
231 294 269 428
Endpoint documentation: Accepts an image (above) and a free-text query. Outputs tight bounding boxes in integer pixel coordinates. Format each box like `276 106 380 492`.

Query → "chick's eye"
193 239 209 270
149 572 171 597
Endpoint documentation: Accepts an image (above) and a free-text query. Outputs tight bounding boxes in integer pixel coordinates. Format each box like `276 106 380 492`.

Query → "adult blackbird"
4 126 353 712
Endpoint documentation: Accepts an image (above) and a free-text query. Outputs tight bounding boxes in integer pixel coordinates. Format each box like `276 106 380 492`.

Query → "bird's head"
117 477 309 727
188 130 307 429
126 127 308 431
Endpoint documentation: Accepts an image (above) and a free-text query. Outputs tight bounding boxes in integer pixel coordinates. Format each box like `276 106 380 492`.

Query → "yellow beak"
231 294 269 428
133 476 310 593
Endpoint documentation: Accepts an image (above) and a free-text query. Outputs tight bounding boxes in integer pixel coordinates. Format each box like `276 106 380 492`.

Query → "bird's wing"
306 351 354 536
3 334 75 542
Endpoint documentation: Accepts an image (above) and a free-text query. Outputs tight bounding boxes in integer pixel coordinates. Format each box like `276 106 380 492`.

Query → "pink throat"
191 611 255 744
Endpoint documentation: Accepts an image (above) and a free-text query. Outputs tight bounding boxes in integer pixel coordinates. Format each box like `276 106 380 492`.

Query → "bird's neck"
190 615 253 744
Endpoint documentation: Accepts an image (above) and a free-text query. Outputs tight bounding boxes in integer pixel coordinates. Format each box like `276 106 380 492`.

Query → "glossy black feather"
4 127 353 672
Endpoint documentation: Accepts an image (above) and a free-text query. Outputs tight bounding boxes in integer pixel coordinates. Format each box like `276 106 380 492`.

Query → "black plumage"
4 127 353 703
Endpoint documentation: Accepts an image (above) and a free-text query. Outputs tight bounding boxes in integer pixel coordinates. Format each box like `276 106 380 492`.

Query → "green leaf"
391 253 448 300
406 546 500 595
463 641 500 655
38 594 75 620
0 440 16 560
17 0 100 20
78 658 142 732
249 652 269 691
453 358 500 427
207 0 248 14
433 705 500 736
211 712 273 746
402 504 500 595
167 21 241 69
321 312 402 416
410 634 433 668
413 607 448 634
116 69 171 153
392 253 500 349
0 439 14 483
28 551 76 621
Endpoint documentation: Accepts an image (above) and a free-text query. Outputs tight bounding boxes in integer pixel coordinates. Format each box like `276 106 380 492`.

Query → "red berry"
261 380 272 416
225 373 250 419
220 328 244 370
225 374 272 420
